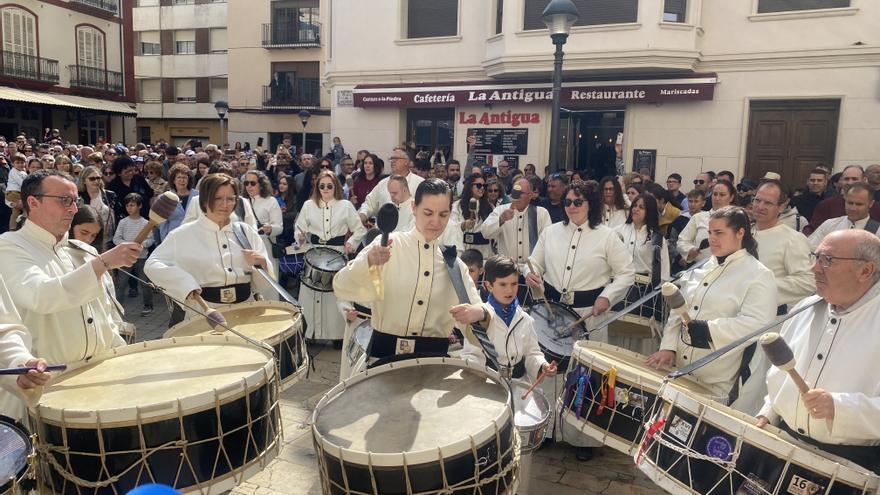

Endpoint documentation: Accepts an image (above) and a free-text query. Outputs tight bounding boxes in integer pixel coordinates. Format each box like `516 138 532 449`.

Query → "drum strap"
233 222 301 307
486 357 526 380
726 342 757 405
865 218 880 235
309 234 346 246
650 232 662 289
367 330 448 362
527 205 538 253
463 231 490 245
353 303 372 316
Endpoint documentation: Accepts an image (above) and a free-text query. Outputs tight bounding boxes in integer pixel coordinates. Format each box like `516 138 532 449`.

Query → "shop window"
406 108 454 157
757 0 849 13
406 0 458 39
663 0 687 22
523 0 638 30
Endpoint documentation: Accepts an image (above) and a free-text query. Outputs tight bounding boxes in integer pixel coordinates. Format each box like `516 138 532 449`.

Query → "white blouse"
249 195 283 241
614 223 671 280
294 198 365 251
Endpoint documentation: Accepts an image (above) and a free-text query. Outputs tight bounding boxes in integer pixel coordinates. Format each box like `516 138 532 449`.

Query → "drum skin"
526 301 585 371
312 358 518 495
301 247 346 292
30 336 281 495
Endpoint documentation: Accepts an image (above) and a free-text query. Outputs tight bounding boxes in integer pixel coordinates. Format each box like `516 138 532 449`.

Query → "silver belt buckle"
219 287 236 304
319 238 327 245
464 233 475 244
562 291 574 306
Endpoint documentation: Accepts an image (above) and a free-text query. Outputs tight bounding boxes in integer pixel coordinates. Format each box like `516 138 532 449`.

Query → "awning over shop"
353 73 718 108
0 86 136 115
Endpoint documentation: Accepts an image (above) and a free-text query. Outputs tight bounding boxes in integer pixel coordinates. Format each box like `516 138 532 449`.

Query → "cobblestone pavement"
124 295 666 495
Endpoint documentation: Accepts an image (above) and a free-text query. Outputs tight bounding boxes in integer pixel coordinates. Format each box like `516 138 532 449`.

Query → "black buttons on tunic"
562 289 568 293
417 300 424 305
87 317 94 324
518 228 522 232
566 266 571 270
703 282 708 287
683 355 688 360
424 243 430 249
227 268 233 272
518 241 523 244
797 428 805 434
424 271 430 277
693 306 699 311
577 228 583 232
571 245 576 249
830 318 837 324
222 244 228 249
817 353 824 360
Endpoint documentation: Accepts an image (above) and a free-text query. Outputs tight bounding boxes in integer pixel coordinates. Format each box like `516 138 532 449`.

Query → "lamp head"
298 109 311 127
214 100 228 119
542 0 580 36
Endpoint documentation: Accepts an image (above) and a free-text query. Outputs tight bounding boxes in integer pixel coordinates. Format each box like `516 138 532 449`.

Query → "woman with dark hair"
525 181 636 461
351 154 383 209
243 170 283 275
647 206 776 412
69 204 105 252
625 183 644 204
451 173 494 259
106 156 153 222
158 163 197 241
78 165 117 250
294 170 365 344
599 176 628 227
677 179 738 265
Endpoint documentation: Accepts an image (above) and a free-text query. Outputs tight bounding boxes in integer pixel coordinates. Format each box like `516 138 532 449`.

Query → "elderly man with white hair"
757 229 880 474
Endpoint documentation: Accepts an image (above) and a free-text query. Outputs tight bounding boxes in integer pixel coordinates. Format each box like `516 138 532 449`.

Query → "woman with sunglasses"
599 176 628 228
677 179 738 266
78 165 117 251
485 178 506 207
647 206 776 413
525 181 636 461
294 170 365 344
242 170 283 276
451 173 494 259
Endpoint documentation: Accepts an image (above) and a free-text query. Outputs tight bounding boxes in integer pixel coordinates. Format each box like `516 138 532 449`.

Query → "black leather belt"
463 231 491 245
543 283 604 308
487 358 526 379
779 421 880 475
310 234 346 246
353 303 371 316
201 283 251 304
367 329 449 362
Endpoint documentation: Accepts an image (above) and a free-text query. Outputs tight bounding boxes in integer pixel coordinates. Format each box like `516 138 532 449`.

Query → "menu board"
469 128 529 156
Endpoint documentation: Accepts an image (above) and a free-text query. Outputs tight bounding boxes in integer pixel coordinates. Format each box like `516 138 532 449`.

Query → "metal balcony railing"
70 0 118 15
261 22 321 48
262 80 320 108
0 52 59 84
68 65 124 94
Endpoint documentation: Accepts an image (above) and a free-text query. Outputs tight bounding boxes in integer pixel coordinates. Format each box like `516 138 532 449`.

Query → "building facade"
0 0 136 144
326 0 880 187
133 0 228 146
227 0 328 155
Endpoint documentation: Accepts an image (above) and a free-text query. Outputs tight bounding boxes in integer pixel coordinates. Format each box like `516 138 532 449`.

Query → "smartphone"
256 137 264 148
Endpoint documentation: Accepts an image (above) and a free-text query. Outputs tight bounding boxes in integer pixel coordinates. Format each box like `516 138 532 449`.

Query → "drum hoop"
164 300 303 345
0 415 31 491
34 336 277 426
652 383 880 486
312 357 513 467
305 247 346 272
511 379 551 427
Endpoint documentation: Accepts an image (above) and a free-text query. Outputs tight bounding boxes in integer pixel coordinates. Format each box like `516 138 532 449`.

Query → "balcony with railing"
262 79 320 108
70 0 118 15
68 65 124 94
0 52 59 84
262 22 321 48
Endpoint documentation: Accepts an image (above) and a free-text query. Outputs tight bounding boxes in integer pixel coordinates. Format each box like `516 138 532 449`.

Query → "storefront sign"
458 111 540 128
354 76 716 108
469 128 529 155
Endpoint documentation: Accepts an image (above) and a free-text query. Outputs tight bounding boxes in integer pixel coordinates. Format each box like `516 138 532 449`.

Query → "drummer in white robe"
181 163 258 228
676 180 738 265
757 229 880 474
525 180 635 461
599 177 628 228
294 170 365 343
145 173 275 316
647 206 777 410
242 170 283 278
0 170 138 421
451 173 494 260
389 175 463 250
334 179 485 365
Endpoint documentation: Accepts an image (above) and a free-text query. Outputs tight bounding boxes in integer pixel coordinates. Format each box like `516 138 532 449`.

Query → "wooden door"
745 100 839 188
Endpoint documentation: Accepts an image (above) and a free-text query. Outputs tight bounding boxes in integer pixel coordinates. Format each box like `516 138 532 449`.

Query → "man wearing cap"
809 183 880 248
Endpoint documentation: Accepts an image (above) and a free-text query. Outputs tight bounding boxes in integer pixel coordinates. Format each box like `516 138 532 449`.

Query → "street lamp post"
214 100 228 147
298 109 311 156
542 0 579 173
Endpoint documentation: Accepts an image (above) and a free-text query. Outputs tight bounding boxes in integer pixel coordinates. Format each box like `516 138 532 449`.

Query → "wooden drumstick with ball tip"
133 191 179 245
760 332 810 394
190 292 228 331
661 282 691 325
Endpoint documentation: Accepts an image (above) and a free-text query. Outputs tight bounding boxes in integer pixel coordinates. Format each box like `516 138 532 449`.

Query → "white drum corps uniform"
295 198 365 341
357 172 424 220
754 223 815 313
676 210 712 263
451 199 493 259
248 195 283 277
481 203 551 268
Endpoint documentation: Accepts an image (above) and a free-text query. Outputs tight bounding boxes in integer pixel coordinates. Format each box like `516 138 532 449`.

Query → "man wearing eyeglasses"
808 183 879 249
358 148 424 226
757 229 880 475
0 170 141 422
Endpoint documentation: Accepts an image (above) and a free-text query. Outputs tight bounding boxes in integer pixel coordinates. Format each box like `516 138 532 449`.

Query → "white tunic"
249 195 283 241
460 304 547 383
659 249 777 400
808 215 877 249
614 223 671 280
758 285 880 445
450 199 493 259
358 172 424 219
602 205 628 228
481 203 551 267
753 223 815 307
144 215 275 305
182 192 258 228
294 199 365 340
333 227 482 339
0 278 44 422
0 223 126 421
676 210 711 262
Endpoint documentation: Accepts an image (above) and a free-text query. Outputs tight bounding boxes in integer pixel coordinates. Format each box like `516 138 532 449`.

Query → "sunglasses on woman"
318 183 334 190
472 183 485 189
488 188 500 194
563 198 585 207
243 180 259 187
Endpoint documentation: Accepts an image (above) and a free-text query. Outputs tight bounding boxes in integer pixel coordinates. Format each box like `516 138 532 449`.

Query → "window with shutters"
137 0 159 6
495 0 504 34
209 28 226 53
523 0 638 30
757 0 849 13
175 78 196 103
210 78 227 102
663 0 687 22
174 30 195 54
77 27 105 69
138 79 161 102
406 0 458 39
1 7 36 56
138 31 160 55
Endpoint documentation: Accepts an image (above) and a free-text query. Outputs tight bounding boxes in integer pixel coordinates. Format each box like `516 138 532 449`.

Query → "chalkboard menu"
468 128 529 155
632 149 657 178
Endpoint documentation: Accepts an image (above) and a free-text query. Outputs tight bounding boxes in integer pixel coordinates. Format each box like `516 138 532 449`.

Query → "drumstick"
521 361 555 400
661 282 691 325
526 261 555 318
760 332 810 394
190 292 228 330
133 191 179 244
0 364 67 375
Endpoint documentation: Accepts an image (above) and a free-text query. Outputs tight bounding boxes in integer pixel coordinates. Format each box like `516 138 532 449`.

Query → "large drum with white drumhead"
30 336 281 495
164 300 307 390
312 357 519 495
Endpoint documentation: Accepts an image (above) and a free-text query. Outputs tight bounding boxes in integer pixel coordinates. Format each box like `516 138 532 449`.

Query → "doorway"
406 108 454 158
561 109 624 179
745 99 839 187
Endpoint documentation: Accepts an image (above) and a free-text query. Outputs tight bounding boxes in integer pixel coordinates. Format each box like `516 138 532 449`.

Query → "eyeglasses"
563 198 585 207
694 179 706 185
472 183 485 189
243 180 258 187
318 183 334 190
34 194 82 208
86 176 102 182
487 188 501 194
103 171 114 176
810 252 867 268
